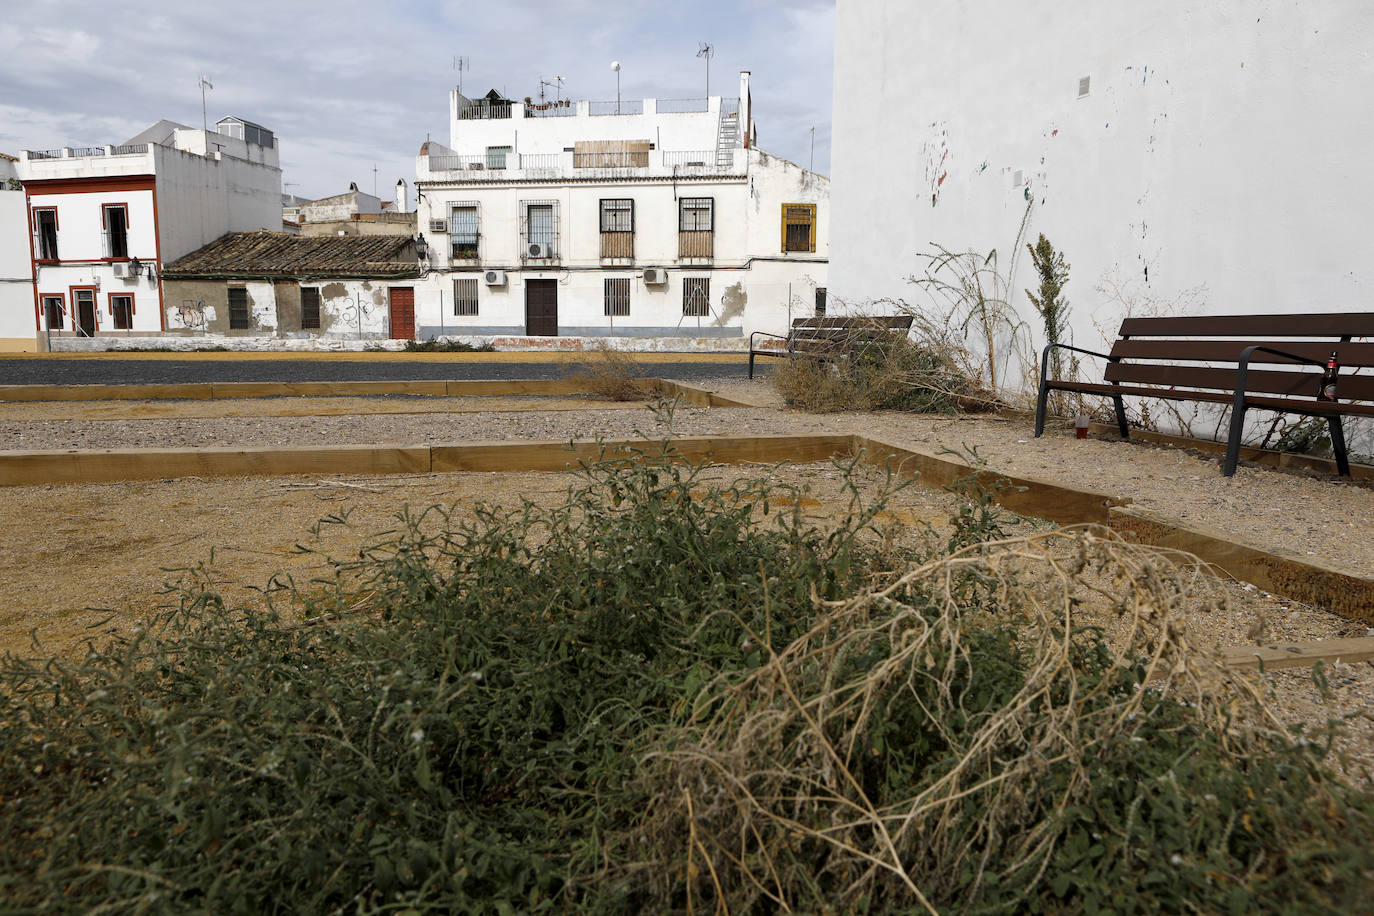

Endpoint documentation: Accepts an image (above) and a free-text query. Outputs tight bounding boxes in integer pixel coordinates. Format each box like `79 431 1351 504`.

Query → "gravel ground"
2 375 1373 776
0 356 752 386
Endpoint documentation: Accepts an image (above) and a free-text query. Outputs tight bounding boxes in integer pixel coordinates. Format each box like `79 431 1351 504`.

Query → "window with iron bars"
604 277 630 317
301 286 321 329
600 199 634 260
682 277 710 317
454 277 479 316
679 197 713 231
228 287 250 329
450 204 480 260
521 200 559 258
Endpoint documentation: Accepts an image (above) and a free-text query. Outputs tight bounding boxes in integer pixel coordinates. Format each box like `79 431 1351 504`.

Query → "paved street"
0 355 758 386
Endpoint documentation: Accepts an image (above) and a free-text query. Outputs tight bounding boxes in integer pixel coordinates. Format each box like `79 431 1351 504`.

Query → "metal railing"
657 98 710 113
721 97 741 116
524 100 576 118
588 100 644 116
663 150 715 168
518 153 560 169
72 146 106 157
28 149 63 160
459 99 513 120
428 155 498 172
111 143 149 155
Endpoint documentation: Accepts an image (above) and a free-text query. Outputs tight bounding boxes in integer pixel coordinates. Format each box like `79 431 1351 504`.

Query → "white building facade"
411 72 828 343
15 117 281 346
0 153 35 351
829 2 1374 392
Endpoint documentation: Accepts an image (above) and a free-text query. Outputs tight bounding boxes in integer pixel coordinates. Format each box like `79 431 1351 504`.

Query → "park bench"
748 315 915 379
1034 312 1374 477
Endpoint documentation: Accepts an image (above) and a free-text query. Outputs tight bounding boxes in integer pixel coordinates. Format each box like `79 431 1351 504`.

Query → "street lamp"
129 257 143 278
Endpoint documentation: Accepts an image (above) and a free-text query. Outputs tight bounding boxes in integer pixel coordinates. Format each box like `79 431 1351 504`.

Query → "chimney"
395 178 408 213
739 71 752 149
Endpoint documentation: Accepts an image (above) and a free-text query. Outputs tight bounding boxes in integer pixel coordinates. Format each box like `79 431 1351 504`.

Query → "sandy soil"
1 378 1373 775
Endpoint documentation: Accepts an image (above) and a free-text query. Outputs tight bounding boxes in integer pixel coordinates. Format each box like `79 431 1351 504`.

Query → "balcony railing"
588 100 644 116
524 100 576 118
28 149 63 160
459 99 512 120
112 143 148 155
428 155 502 172
72 146 106 157
518 153 560 169
656 98 710 113
425 148 743 177
663 150 715 168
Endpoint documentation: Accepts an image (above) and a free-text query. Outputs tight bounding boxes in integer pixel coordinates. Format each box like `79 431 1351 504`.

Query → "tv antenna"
197 75 214 132
539 75 566 104
452 56 469 94
697 42 714 97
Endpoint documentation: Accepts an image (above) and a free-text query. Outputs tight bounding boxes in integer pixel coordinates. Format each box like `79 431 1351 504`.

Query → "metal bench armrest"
1039 343 1116 384
748 330 788 351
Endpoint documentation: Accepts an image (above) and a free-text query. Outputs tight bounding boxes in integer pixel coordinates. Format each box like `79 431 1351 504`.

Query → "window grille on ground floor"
301 286 321 329
228 287 250 329
454 277 479 316
604 277 630 317
683 277 710 317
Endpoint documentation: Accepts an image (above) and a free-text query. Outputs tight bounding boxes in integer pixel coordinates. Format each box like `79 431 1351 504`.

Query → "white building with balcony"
410 72 828 344
15 117 281 345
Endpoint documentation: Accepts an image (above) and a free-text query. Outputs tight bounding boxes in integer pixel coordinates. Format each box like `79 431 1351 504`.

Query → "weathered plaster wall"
830 2 1374 376
162 277 396 339
0 184 35 348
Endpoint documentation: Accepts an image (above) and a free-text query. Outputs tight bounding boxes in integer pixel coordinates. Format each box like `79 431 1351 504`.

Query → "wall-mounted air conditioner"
526 242 552 258
642 268 668 285
484 269 507 286
429 219 448 233
111 263 128 278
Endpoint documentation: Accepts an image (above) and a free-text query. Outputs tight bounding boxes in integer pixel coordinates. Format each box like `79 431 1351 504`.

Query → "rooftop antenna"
452 56 469 94
809 126 815 171
539 75 566 104
197 75 214 132
697 43 714 97
372 163 378 198
611 61 621 114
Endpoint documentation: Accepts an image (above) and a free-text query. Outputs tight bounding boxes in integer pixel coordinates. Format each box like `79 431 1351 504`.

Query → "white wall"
449 95 728 156
830 1 1374 383
0 168 35 346
413 148 827 339
154 144 281 262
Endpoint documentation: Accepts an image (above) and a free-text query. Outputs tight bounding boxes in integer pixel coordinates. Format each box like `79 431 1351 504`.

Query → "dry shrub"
563 340 660 401
636 527 1372 913
772 331 1000 414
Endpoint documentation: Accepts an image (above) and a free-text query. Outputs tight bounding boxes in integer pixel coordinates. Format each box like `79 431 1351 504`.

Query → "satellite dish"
611 61 621 72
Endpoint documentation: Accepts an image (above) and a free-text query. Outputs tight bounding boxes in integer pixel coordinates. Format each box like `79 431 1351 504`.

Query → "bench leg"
1033 382 1050 437
748 352 756 380
1223 401 1247 477
1112 394 1129 439
1329 415 1351 477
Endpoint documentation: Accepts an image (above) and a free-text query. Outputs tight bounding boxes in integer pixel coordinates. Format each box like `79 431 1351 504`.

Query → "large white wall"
0 167 35 347
830 1 1374 387
154 144 281 262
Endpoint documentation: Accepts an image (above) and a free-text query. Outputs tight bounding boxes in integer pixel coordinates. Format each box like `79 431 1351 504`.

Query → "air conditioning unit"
483 269 507 286
526 242 552 258
642 268 668 285
428 219 448 233
111 263 128 278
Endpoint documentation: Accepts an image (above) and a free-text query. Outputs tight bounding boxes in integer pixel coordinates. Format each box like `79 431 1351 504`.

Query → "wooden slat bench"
748 316 915 379
1034 312 1374 477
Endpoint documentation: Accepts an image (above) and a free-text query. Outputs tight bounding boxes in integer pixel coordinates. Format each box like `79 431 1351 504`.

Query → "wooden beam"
0 445 431 485
1220 636 1374 671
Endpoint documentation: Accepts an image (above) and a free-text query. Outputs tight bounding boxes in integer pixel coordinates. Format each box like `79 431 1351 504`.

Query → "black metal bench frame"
1033 313 1374 477
748 316 915 380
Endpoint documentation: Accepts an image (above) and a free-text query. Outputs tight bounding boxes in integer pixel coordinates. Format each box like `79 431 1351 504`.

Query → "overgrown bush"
2 433 1372 912
772 331 990 414
563 341 659 401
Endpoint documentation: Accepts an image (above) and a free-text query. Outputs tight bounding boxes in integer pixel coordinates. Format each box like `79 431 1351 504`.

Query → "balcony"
420 146 745 182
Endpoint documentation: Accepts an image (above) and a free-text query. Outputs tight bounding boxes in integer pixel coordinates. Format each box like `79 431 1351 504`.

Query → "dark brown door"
389 287 415 340
73 288 97 336
525 279 558 336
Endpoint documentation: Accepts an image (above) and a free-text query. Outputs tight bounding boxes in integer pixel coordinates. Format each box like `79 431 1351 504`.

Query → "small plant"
1026 233 1072 381
402 338 497 352
563 340 659 401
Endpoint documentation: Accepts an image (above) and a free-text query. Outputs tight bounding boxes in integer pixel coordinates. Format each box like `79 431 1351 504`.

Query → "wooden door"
389 287 415 340
524 279 558 336
73 288 97 337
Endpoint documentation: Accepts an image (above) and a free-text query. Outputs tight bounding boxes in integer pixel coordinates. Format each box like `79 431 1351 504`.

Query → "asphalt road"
0 357 758 386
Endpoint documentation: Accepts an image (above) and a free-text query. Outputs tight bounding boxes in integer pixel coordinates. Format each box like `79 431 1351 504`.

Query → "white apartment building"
15 117 281 345
411 72 828 343
828 2 1374 393
0 153 34 351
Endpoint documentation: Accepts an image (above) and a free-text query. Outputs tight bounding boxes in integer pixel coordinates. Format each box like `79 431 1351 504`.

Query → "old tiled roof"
164 231 417 279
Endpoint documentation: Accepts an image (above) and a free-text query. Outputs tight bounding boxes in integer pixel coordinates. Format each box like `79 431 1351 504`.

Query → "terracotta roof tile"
163 231 416 279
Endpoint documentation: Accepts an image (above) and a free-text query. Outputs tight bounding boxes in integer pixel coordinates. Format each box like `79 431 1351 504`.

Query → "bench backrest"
790 316 915 332
1103 313 1374 401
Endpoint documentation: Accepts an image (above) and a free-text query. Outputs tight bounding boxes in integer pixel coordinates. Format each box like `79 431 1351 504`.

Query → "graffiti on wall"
174 299 208 329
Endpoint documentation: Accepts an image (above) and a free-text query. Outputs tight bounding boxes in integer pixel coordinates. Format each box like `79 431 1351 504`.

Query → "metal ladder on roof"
716 109 739 168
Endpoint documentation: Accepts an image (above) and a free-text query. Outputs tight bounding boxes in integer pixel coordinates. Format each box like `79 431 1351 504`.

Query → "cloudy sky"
0 0 835 202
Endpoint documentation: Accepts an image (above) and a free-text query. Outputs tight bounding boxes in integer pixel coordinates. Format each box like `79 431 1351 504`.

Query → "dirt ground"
1 379 1373 776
